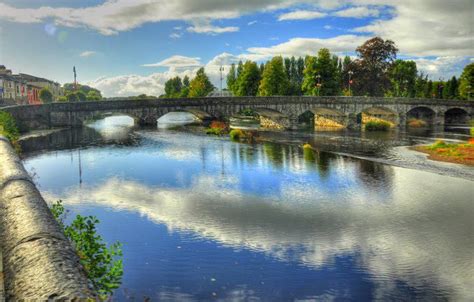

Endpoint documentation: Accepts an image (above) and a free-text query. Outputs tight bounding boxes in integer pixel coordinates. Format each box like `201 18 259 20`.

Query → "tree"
76 91 87 102
351 37 398 96
234 61 261 96
302 48 340 96
459 63 474 99
237 61 244 78
188 68 214 97
63 83 101 97
39 88 53 103
414 72 428 98
341 56 352 91
66 92 79 102
258 56 289 96
86 90 102 101
181 76 190 97
226 63 237 93
164 76 183 98
388 60 417 97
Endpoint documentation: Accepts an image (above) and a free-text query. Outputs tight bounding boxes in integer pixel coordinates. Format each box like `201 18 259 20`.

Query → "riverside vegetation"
50 201 123 299
414 139 474 166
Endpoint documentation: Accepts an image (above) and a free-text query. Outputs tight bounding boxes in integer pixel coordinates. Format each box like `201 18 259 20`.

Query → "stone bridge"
1 96 472 131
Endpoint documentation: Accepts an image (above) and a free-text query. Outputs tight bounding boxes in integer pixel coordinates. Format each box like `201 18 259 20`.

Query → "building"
0 65 64 105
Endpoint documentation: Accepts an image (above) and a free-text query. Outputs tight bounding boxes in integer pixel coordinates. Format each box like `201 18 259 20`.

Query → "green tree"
459 63 474 99
414 72 428 98
258 56 289 96
181 75 190 97
188 68 215 97
39 88 53 103
76 91 87 102
226 63 237 93
302 48 340 96
66 92 78 102
388 60 417 97
351 37 398 96
164 76 183 98
234 61 261 96
86 90 102 101
237 61 244 78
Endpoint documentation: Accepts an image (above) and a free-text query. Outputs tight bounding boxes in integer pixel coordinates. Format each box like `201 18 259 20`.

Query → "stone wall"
1 97 472 132
0 136 95 300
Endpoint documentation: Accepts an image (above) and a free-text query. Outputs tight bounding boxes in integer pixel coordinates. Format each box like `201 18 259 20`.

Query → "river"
21 116 474 301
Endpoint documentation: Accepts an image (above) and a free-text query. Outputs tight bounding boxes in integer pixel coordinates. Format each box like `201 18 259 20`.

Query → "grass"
408 118 428 128
414 139 474 166
364 120 391 131
0 111 21 152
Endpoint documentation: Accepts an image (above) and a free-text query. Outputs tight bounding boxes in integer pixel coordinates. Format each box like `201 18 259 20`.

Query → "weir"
0 136 95 300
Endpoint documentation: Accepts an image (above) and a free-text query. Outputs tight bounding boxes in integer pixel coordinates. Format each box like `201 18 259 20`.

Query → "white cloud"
243 35 368 61
352 0 473 57
333 6 380 18
142 55 201 68
247 20 258 26
169 32 182 39
323 25 332 29
79 50 97 57
278 10 327 21
186 20 239 35
413 56 472 80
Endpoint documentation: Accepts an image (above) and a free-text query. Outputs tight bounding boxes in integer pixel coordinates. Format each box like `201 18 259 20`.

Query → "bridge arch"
298 108 347 129
444 107 470 126
358 106 398 127
406 106 436 125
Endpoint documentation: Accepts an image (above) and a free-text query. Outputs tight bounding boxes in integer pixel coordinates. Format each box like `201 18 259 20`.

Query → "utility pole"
73 66 77 91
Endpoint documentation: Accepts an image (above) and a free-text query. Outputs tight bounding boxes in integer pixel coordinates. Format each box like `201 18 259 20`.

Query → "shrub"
57 96 68 102
39 88 53 103
364 120 391 131
239 108 257 117
206 120 228 135
229 129 245 140
408 118 427 128
50 200 123 299
0 111 20 142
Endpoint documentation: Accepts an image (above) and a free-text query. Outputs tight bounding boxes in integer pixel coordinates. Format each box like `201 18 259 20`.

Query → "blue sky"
0 0 472 97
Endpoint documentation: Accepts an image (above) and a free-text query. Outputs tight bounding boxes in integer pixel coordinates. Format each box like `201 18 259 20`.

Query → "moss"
364 120 391 131
229 129 245 141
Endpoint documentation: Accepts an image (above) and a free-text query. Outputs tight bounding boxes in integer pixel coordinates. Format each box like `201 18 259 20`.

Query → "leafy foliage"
258 56 289 96
351 37 398 96
459 63 474 99
302 48 341 96
0 111 20 142
39 88 53 103
189 68 214 97
234 61 261 96
387 60 417 97
164 76 183 98
364 120 391 131
50 200 123 299
229 129 245 140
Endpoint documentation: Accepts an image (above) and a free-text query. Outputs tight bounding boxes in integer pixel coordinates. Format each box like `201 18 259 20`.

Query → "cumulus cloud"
79 50 97 57
413 56 472 80
333 6 380 18
278 10 327 21
142 55 202 68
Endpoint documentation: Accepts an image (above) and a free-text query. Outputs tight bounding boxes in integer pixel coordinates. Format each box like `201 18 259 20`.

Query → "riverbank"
413 140 474 166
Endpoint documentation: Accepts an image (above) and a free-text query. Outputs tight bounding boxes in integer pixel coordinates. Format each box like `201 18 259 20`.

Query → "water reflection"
23 129 474 300
157 112 200 129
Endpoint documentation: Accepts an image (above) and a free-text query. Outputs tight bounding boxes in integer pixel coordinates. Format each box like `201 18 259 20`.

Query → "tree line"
163 37 473 100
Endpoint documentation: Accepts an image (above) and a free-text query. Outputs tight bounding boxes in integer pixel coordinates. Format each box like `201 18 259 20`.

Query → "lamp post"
348 71 353 96
219 66 224 95
316 74 321 96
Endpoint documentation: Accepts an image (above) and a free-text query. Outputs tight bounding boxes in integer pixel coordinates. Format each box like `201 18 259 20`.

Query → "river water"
21 116 474 301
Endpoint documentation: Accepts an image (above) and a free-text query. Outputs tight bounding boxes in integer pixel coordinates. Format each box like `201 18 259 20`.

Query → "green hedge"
0 111 20 142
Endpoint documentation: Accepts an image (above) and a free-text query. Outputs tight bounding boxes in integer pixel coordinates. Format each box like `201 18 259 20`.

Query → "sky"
0 0 472 97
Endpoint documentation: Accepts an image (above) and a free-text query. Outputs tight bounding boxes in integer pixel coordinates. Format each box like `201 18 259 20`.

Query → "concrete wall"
0 136 95 300
1 97 472 131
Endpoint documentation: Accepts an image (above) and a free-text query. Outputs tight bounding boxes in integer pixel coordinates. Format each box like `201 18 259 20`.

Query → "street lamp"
315 74 321 96
219 66 224 95
348 71 354 96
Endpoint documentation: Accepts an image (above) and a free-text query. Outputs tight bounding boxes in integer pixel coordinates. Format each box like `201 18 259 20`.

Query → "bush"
408 118 427 128
230 129 245 140
50 201 123 299
364 120 391 131
239 108 257 117
431 140 448 149
206 120 228 135
57 96 68 102
39 88 53 103
0 111 20 142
